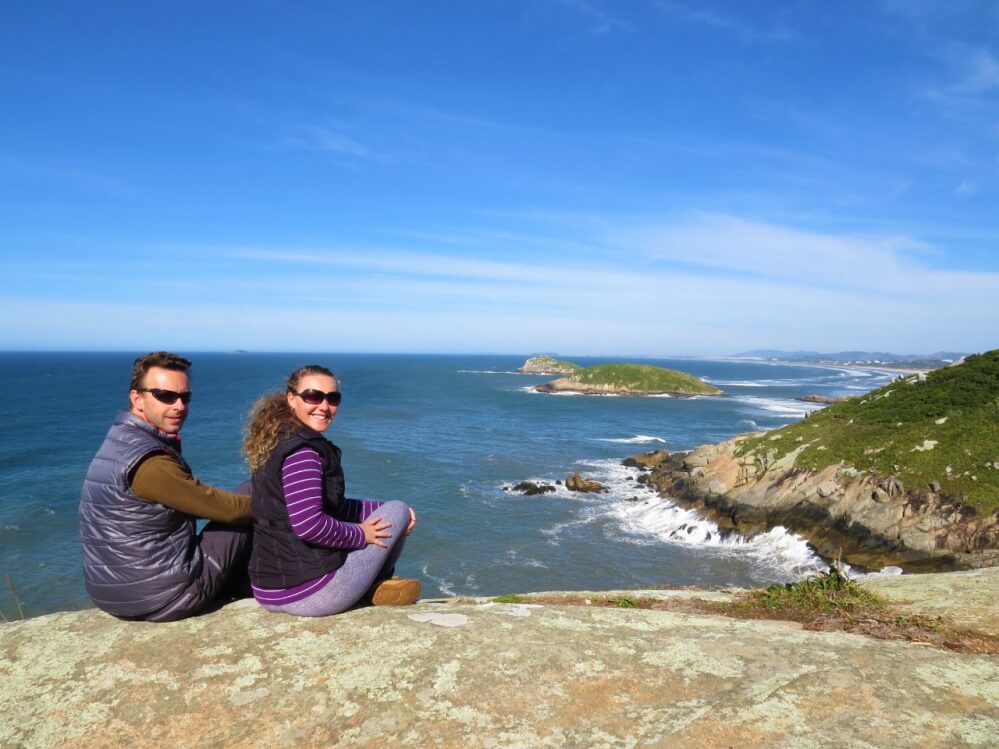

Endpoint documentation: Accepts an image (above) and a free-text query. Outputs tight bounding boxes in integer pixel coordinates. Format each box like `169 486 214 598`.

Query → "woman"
243 364 419 615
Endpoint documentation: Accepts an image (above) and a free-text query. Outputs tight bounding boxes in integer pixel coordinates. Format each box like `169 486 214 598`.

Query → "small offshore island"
521 355 722 397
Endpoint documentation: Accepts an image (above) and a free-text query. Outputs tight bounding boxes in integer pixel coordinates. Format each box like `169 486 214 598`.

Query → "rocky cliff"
631 439 999 571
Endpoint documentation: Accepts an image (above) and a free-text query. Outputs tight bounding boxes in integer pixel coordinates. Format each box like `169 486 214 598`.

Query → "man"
80 351 252 621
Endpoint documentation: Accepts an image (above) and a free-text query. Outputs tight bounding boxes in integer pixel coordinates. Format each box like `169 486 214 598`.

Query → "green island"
517 355 583 375
526 358 722 396
735 349 999 515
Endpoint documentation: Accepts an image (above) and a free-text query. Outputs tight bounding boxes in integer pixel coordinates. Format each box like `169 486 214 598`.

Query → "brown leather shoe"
370 578 421 606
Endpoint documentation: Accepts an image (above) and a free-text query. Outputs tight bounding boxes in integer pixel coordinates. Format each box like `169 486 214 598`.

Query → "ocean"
0 352 895 619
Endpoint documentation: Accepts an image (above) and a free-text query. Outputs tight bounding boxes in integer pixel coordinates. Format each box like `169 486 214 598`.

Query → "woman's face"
286 373 339 432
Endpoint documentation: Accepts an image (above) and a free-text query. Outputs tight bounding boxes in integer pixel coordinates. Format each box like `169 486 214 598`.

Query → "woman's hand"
405 507 417 536
360 515 392 547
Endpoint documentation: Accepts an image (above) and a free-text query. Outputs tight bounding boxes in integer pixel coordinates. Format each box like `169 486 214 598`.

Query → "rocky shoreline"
627 440 999 572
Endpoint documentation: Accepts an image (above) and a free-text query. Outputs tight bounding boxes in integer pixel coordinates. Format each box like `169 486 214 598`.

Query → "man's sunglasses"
140 388 192 405
291 388 342 406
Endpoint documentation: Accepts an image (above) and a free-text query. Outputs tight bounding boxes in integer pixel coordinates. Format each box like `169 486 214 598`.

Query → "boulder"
511 481 556 496
566 473 605 493
622 449 670 470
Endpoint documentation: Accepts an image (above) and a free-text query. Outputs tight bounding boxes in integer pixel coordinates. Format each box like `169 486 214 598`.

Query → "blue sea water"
0 352 894 619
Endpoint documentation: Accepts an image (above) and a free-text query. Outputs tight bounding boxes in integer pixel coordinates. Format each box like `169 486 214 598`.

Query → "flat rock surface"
2 570 998 748
861 567 999 636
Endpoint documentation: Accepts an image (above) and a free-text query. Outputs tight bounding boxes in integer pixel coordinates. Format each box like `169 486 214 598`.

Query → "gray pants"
260 500 412 617
139 479 254 623
141 520 253 623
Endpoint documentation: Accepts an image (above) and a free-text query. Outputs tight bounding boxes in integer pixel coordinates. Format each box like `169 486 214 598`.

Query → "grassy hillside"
735 350 999 515
574 363 721 395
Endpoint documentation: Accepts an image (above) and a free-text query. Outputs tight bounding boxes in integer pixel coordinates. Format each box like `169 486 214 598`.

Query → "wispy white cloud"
952 47 999 94
611 213 944 295
548 0 636 34
4 214 998 355
956 178 980 195
284 124 394 164
652 1 796 42
0 154 138 198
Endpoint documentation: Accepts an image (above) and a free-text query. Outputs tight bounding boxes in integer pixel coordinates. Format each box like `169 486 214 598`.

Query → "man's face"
129 367 191 435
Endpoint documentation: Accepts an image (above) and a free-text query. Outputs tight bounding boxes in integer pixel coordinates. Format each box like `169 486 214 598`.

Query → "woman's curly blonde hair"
243 365 336 473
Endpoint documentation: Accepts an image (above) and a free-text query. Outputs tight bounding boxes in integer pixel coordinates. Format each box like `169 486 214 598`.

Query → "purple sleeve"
282 447 366 550
340 498 384 523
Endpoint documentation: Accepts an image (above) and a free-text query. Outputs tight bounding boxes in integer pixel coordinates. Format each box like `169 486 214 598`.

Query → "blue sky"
2 1 997 356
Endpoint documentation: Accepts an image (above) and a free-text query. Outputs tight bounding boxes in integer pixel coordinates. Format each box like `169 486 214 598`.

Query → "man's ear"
129 389 145 416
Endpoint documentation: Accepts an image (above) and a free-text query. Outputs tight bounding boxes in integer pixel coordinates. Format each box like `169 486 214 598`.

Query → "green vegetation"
492 594 528 604
609 596 638 608
744 567 882 616
736 350 999 514
573 363 721 395
3 573 25 621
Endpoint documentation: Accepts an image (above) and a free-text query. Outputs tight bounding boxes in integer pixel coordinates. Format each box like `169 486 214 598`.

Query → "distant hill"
734 350 966 369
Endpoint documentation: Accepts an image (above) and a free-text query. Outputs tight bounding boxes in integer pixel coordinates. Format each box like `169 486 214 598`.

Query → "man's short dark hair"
129 351 192 391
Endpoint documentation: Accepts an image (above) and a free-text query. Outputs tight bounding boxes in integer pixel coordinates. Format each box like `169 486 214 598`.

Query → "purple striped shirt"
252 446 383 605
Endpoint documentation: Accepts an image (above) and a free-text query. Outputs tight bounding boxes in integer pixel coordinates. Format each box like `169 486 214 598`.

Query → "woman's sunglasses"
140 388 192 405
291 389 342 406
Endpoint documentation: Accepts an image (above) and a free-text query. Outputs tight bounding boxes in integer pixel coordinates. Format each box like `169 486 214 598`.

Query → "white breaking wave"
501 550 548 569
546 458 826 580
609 499 825 578
421 565 480 596
421 564 455 596
731 395 826 418
597 435 667 444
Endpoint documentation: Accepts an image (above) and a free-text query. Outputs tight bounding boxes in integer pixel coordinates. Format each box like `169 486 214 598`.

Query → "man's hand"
360 515 392 547
405 507 417 536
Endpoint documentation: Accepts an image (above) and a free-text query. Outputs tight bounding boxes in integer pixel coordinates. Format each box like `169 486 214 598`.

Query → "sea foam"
596 435 667 444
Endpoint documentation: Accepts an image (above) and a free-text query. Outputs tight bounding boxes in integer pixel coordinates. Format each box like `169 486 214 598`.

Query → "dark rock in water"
512 481 556 496
566 472 605 493
626 496 641 502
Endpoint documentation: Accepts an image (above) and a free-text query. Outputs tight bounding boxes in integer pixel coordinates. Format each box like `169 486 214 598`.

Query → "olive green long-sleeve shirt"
131 454 251 524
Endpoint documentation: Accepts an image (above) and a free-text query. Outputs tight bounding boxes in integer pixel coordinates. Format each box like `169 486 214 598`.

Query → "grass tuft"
492 594 527 604
742 567 883 617
609 596 638 608
4 573 25 621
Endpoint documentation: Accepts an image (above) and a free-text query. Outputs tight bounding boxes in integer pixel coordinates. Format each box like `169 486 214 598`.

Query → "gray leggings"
260 500 412 617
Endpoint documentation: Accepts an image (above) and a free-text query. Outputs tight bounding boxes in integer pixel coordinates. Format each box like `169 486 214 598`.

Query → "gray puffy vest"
79 411 201 617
